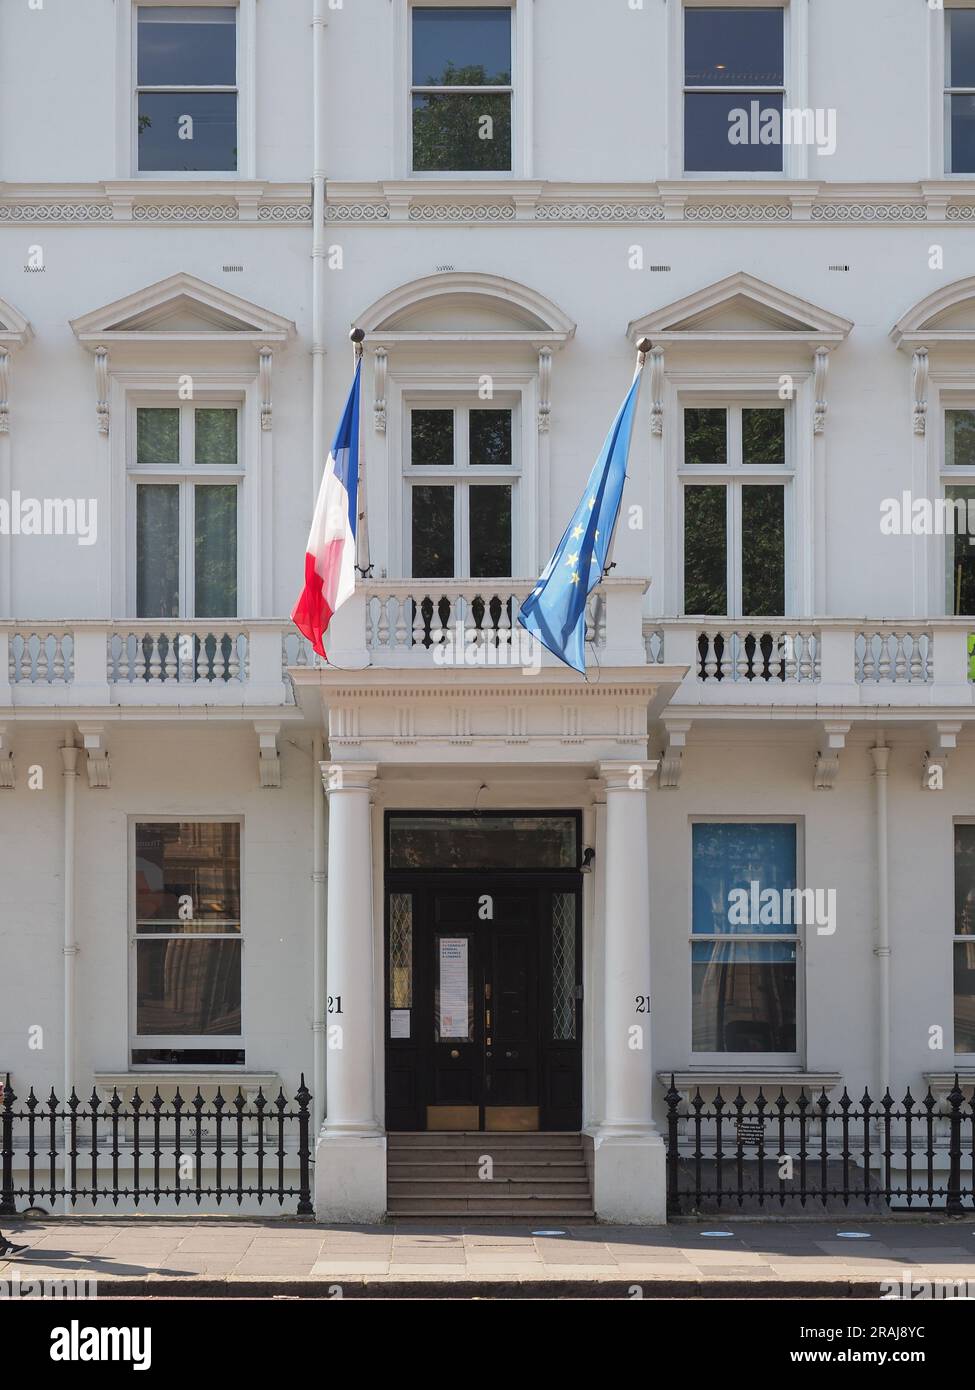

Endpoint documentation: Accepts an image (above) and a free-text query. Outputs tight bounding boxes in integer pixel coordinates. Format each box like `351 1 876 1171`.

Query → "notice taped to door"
439 937 469 1038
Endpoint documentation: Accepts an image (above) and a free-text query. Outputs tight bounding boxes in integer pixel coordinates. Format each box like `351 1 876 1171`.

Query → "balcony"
649 619 975 709
0 621 290 708
2 609 975 714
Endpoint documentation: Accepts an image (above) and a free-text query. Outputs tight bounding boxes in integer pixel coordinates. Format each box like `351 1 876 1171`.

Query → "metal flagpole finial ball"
350 326 366 359
636 337 652 360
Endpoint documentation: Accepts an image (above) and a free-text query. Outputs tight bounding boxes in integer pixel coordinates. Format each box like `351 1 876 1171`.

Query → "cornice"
0 181 311 226
320 179 975 227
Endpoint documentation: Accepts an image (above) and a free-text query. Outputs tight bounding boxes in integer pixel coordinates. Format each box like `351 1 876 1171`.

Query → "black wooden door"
384 874 582 1132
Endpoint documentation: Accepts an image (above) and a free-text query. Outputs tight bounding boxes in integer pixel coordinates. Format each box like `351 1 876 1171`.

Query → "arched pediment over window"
891 276 975 349
356 271 576 346
357 273 576 437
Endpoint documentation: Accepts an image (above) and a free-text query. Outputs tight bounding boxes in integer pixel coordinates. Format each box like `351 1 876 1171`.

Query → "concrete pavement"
3 1217 975 1297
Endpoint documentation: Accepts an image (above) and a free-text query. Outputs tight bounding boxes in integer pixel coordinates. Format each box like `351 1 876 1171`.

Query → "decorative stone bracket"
813 346 830 435
0 726 14 789
912 347 929 437
78 724 110 789
814 721 850 790
658 719 691 789
0 349 9 435
922 722 961 791
537 347 552 433
94 347 110 435
648 345 664 437
255 721 281 788
373 347 388 433
259 348 273 431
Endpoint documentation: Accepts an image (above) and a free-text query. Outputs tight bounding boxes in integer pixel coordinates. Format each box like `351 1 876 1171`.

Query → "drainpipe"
312 736 326 1132
60 738 79 1213
871 740 891 1098
311 0 327 503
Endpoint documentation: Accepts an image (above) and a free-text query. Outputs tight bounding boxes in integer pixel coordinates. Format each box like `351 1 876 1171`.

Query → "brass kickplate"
426 1105 479 1131
484 1106 540 1132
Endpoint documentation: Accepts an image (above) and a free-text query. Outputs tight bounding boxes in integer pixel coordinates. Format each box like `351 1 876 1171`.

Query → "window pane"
194 486 237 618
412 485 455 577
135 822 241 931
684 407 727 465
743 408 786 465
411 410 454 467
946 410 975 467
949 94 975 174
412 92 511 171
137 7 237 86
948 10 975 89
469 485 511 577
692 941 797 1052
389 893 414 1010
692 822 797 936
136 484 180 619
552 893 577 1042
741 485 785 616
138 92 238 172
684 7 784 85
684 92 784 172
195 408 238 465
956 942 975 1053
137 408 179 465
956 825 975 936
389 814 577 870
683 485 727 614
412 7 511 85
137 940 241 1036
946 486 975 615
470 410 512 466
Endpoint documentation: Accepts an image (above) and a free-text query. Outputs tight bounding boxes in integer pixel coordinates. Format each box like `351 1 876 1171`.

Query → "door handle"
450 1049 460 1059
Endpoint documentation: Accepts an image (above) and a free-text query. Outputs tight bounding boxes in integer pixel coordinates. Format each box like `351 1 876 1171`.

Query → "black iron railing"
664 1073 972 1216
0 1075 313 1215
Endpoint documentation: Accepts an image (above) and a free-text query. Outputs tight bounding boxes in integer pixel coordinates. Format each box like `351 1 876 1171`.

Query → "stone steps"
386 1132 593 1220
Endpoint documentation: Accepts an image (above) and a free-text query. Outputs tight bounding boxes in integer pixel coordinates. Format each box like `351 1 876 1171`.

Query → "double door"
385 875 582 1132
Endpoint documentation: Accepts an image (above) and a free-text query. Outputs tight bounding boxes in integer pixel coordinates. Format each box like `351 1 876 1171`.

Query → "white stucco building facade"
3 0 975 1223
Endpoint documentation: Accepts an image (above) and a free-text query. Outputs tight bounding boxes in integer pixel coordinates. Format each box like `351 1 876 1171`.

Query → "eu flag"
518 371 643 673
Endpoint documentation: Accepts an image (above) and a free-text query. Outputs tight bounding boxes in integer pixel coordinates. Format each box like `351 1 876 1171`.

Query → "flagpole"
600 337 652 580
350 327 372 578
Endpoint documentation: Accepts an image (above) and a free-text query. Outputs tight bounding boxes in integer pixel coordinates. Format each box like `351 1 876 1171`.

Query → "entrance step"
386 1133 593 1219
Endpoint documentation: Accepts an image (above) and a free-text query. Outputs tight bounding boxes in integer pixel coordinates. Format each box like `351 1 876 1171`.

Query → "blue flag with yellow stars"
518 372 643 673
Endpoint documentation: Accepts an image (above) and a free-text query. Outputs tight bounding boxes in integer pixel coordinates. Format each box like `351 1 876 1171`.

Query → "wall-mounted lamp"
581 847 596 873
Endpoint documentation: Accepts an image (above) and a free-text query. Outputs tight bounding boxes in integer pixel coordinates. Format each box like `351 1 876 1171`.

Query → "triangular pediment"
70 272 296 343
629 272 853 345
891 277 975 347
0 294 32 348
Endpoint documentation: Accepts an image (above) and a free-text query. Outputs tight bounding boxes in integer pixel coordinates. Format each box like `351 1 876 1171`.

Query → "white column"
593 759 666 1223
314 759 386 1220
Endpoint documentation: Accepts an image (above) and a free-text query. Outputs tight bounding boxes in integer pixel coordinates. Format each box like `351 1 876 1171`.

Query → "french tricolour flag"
291 359 362 659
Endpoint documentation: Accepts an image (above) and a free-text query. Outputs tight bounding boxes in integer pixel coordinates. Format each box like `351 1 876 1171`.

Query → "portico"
293 630 685 1223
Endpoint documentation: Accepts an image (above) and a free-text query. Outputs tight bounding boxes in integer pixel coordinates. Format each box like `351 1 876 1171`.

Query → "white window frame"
117 0 257 180
395 0 533 179
954 818 975 1060
125 395 245 620
939 1 975 176
677 396 796 618
936 393 975 615
402 395 522 579
128 815 245 1067
688 814 805 1070
667 0 809 181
